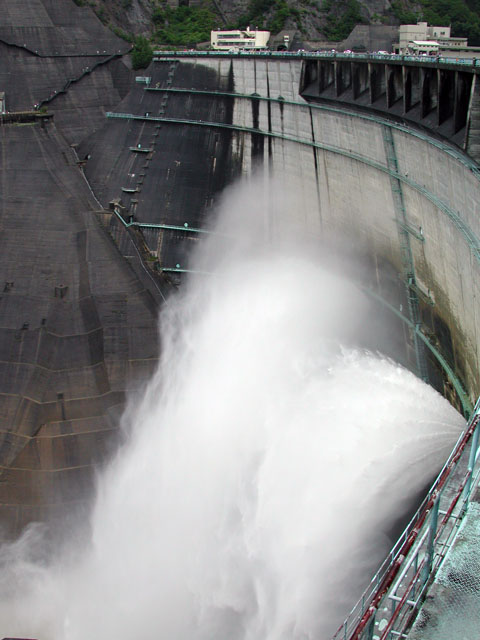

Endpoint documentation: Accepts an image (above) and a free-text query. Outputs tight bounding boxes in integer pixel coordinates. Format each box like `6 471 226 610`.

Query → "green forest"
393 0 480 45
114 0 480 53
322 0 480 43
151 5 218 46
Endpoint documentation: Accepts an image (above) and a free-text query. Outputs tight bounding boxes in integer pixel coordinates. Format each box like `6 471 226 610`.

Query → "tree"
131 36 153 70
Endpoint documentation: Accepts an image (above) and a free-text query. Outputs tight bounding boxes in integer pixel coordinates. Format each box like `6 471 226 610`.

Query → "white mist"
0 178 465 640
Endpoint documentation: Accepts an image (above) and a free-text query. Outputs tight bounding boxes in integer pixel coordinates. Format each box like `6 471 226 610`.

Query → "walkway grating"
407 495 480 640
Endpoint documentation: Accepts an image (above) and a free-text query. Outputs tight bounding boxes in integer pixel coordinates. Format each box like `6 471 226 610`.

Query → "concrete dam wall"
0 2 479 633
0 1 161 536
97 55 480 412
0 2 479 553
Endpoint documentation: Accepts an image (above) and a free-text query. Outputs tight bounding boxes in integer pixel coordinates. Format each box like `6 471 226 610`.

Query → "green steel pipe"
133 222 215 234
112 207 216 235
363 286 473 418
143 87 480 178
160 267 214 275
106 111 480 264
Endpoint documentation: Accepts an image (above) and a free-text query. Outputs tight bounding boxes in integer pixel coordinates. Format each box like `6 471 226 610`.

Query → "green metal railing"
112 208 218 236
382 126 429 382
152 50 480 68
110 207 219 276
363 287 472 419
333 398 480 640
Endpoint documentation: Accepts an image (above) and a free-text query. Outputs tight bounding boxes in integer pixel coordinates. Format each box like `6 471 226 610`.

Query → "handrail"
333 402 480 639
153 50 480 68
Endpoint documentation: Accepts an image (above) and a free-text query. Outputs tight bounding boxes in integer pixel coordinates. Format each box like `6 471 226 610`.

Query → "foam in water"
0 177 465 639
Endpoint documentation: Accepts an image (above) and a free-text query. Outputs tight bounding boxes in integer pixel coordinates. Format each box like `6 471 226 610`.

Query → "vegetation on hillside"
390 1 418 24
152 5 218 46
392 0 480 45
92 0 480 49
321 0 366 40
234 0 301 33
131 35 153 69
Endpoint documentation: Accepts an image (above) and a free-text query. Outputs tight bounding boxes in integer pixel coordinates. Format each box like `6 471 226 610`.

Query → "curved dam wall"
1 1 479 544
227 58 480 406
98 55 480 412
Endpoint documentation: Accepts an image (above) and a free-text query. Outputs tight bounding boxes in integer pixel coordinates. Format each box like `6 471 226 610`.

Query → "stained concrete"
0 1 160 537
1 2 480 561
95 55 480 405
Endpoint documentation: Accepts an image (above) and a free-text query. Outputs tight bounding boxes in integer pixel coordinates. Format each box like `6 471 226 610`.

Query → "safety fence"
331 398 480 640
153 50 480 67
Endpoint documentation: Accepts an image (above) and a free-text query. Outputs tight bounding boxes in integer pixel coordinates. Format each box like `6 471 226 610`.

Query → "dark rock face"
74 0 403 44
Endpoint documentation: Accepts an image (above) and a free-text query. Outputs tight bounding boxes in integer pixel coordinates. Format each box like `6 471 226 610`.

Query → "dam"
1 2 480 637
100 52 480 637
100 51 480 409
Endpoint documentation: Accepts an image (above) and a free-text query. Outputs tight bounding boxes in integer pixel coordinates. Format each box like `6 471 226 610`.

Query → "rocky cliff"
82 0 480 50
86 0 413 42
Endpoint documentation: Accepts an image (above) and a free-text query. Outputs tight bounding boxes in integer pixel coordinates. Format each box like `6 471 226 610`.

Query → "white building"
396 22 469 55
398 22 450 53
210 27 270 51
407 40 440 56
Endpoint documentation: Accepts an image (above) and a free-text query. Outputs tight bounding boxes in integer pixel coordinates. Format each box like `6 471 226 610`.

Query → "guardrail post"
366 611 376 640
463 406 480 502
421 497 440 585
